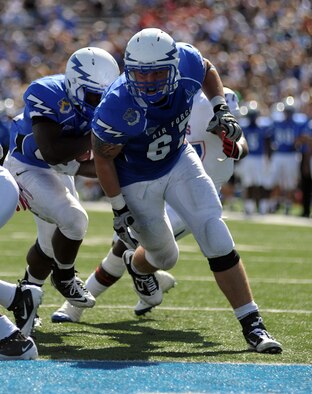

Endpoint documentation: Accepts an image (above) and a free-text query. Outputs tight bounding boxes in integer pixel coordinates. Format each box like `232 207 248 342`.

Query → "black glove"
207 104 242 141
113 205 138 249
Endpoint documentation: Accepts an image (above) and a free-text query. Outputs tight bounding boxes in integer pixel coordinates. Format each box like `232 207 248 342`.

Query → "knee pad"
58 206 88 240
208 249 240 272
145 242 179 271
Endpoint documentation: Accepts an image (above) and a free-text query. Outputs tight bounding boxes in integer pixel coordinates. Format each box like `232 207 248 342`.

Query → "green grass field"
1 208 311 364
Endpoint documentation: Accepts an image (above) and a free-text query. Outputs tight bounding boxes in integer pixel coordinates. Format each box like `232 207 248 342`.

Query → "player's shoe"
123 250 163 307
244 328 282 354
8 282 43 337
51 300 83 323
134 270 177 316
51 274 95 308
0 330 38 360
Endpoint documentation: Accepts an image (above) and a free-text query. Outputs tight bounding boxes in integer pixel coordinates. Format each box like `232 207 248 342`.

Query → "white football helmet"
65 47 120 119
224 87 240 118
124 28 180 106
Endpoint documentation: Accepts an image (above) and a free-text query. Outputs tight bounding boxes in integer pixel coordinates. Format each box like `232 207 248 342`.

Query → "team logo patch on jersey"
58 98 72 114
123 108 140 126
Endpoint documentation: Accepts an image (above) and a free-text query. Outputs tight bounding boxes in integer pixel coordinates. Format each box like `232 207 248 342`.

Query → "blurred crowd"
1 0 312 216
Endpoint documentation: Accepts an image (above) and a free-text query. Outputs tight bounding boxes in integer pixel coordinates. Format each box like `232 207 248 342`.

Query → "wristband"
210 95 226 110
110 193 126 210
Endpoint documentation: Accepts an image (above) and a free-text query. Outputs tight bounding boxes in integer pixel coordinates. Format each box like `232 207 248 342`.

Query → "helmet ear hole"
65 47 120 118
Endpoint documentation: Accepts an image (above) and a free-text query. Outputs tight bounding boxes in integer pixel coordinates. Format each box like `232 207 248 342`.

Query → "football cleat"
134 270 177 316
0 330 38 360
51 274 95 308
243 316 283 354
51 301 83 323
245 328 282 353
123 250 163 307
8 282 43 337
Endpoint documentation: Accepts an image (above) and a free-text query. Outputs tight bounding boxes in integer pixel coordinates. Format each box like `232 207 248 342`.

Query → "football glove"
207 104 242 141
113 205 138 249
222 135 243 160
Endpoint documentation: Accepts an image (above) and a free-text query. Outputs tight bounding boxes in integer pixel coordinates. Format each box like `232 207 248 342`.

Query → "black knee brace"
208 249 240 272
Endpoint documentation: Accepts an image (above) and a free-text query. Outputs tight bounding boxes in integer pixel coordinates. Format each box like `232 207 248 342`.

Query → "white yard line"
44 304 312 314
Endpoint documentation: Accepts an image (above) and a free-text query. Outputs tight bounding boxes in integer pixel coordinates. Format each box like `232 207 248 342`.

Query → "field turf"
1 206 311 365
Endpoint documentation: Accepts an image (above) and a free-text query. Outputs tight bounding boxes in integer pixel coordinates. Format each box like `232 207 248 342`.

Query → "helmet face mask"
128 65 175 104
124 28 180 106
65 47 120 119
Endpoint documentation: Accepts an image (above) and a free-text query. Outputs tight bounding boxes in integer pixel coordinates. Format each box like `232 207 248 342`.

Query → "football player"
51 86 248 322
268 97 307 214
0 144 42 360
53 28 281 353
3 47 119 315
238 101 272 215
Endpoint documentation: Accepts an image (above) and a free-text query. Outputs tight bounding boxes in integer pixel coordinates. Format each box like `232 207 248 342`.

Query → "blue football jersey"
92 42 206 186
10 74 92 168
0 117 11 150
241 121 270 156
268 114 307 153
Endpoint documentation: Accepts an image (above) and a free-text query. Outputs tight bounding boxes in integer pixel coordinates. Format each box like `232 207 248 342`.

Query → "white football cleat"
134 270 177 316
51 301 83 323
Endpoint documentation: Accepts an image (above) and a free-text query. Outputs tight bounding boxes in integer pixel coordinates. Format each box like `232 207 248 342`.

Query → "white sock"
0 315 18 340
85 272 108 298
234 301 259 320
0 280 17 309
101 249 126 278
